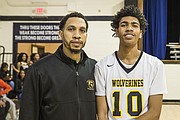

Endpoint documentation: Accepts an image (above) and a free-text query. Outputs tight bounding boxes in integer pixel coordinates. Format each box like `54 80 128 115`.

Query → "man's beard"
63 39 85 54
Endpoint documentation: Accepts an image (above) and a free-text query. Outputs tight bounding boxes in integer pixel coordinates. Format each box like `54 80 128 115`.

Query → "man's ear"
59 30 63 39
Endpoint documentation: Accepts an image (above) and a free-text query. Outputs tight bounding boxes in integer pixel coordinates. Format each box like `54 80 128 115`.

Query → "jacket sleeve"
0 79 12 96
19 66 42 120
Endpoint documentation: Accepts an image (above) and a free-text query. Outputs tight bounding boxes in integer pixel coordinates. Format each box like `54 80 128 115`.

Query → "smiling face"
22 54 27 62
34 53 40 61
19 70 25 80
59 17 87 54
116 16 142 47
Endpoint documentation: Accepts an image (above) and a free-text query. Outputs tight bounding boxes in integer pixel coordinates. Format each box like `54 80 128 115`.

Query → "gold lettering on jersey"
112 79 143 87
87 80 95 90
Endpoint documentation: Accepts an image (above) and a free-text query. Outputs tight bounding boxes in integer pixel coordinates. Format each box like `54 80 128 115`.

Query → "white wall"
0 21 13 52
85 21 119 60
0 0 124 16
163 64 180 100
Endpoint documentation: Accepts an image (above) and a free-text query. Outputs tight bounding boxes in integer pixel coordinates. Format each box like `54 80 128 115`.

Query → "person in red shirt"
0 79 12 96
0 79 12 120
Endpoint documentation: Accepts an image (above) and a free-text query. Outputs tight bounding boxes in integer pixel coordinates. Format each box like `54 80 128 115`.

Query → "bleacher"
166 43 180 60
0 45 13 66
0 45 20 120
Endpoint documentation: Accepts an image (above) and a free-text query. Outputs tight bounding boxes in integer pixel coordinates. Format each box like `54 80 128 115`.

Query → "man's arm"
136 94 163 120
96 96 108 120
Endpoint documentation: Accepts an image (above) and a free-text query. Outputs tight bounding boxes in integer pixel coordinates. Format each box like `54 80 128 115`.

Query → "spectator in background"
29 53 40 66
0 98 10 120
0 78 12 95
14 69 26 100
0 62 14 90
0 78 16 120
12 52 29 74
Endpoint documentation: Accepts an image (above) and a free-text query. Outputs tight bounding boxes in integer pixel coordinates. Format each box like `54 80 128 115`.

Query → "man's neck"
63 47 81 63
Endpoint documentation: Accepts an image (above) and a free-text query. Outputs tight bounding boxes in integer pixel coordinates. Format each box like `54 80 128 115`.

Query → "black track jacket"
19 45 97 120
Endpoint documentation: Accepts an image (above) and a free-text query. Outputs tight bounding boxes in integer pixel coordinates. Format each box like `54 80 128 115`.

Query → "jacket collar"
54 44 88 65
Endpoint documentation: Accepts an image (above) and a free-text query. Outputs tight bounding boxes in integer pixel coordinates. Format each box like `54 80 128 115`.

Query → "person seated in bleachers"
0 96 10 120
0 78 17 120
0 62 14 90
14 69 26 100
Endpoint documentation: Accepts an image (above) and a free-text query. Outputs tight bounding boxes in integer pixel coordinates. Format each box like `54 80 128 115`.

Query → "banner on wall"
13 23 61 41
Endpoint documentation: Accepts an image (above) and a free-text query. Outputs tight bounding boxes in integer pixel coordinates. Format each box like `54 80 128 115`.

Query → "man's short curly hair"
111 5 148 37
59 12 88 32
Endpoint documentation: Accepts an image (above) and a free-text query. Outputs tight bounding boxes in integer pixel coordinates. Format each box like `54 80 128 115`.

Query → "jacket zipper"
76 71 80 120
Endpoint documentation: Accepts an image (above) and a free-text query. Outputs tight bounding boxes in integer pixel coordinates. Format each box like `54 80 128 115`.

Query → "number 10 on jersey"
112 90 143 118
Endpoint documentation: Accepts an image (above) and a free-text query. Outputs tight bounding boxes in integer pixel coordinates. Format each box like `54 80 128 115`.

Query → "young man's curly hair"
111 5 148 37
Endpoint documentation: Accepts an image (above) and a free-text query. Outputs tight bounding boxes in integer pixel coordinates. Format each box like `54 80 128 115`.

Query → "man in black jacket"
19 12 97 120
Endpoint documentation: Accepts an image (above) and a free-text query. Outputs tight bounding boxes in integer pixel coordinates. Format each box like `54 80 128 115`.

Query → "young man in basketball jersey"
95 5 167 120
